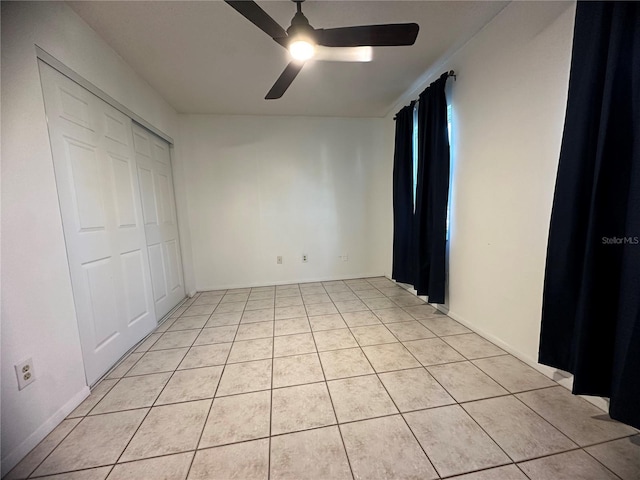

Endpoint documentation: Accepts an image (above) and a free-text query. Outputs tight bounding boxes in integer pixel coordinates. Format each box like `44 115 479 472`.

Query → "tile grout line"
184 288 246 479
314 282 356 480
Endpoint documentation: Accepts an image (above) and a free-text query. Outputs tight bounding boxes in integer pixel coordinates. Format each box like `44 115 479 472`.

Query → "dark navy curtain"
539 1 640 428
392 103 416 284
414 73 450 304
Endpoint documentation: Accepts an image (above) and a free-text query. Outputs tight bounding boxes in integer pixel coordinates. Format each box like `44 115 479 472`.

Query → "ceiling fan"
225 0 419 99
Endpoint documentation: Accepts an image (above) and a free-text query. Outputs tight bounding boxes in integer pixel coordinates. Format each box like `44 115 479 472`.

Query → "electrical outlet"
302 254 308 263
277 256 283 264
15 358 36 390
342 254 349 262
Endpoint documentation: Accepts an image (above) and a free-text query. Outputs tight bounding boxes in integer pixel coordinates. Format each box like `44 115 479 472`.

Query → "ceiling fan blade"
225 1 287 40
314 46 373 62
265 62 305 99
316 23 419 47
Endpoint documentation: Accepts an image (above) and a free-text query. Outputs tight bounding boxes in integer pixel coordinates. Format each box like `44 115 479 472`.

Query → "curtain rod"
394 70 456 120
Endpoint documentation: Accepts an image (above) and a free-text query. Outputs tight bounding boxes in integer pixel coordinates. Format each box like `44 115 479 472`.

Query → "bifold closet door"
132 124 185 319
39 62 157 385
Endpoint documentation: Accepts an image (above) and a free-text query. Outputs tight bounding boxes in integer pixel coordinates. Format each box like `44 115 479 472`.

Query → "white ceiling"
68 0 508 117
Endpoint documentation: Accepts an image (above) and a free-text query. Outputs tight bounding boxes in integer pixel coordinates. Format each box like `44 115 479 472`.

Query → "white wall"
0 2 193 474
179 115 392 290
387 2 576 368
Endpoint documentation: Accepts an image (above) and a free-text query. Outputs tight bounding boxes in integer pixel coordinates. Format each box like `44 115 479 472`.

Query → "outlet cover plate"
15 358 35 390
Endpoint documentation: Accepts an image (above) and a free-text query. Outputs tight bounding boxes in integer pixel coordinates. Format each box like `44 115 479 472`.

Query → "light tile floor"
7 277 640 480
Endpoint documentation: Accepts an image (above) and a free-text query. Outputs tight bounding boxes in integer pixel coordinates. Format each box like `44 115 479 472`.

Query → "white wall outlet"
342 254 349 262
302 254 308 263
277 256 283 264
15 358 36 390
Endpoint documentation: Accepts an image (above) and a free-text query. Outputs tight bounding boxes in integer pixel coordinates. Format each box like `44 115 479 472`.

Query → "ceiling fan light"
289 39 315 61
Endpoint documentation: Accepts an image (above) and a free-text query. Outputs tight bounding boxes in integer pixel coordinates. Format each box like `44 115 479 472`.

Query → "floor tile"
299 286 327 296
273 353 324 388
227 337 273 364
150 330 199 351
462 396 577 461
221 292 249 303
126 348 188 376
385 320 436 341
516 386 637 446
301 293 332 304
108 452 193 480
183 304 215 316
404 405 510 478
155 366 223 405
355 288 385 299
378 286 408 297
328 291 359 302
189 439 269 480
214 301 246 314
91 373 171 414
472 355 556 393
351 324 398 346
341 310 381 327
419 316 471 336
391 294 426 307
245 298 274 311
323 284 351 294
313 328 358 351
235 321 274 341
340 415 438 480
167 315 209 331
442 333 506 359
241 308 274 324
373 308 414 324
33 410 147 476
274 317 310 336
156 318 177 332
178 343 232 369
120 400 210 462
249 288 276 302
194 325 237 346
107 352 143 379
327 375 397 423
319 348 374 380
275 305 307 320
4 418 81 479
68 379 118 418
361 343 421 372
271 382 336 435
193 293 223 305
275 295 303 308
362 297 397 310
403 338 465 365
34 467 111 480
403 304 438 319
216 359 272 396
427 361 508 403
305 302 338 316
134 333 162 353
334 299 368 313
205 311 241 327
200 390 271 447
448 464 528 480
379 368 455 412
585 435 640 480
518 449 618 480
308 313 347 331
270 426 352 480
273 333 317 357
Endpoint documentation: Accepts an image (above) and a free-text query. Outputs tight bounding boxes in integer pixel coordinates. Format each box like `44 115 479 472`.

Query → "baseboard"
440 307 610 413
1 386 90 476
196 273 386 292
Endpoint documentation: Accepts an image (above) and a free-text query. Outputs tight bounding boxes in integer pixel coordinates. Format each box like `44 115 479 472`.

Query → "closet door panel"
40 62 157 385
